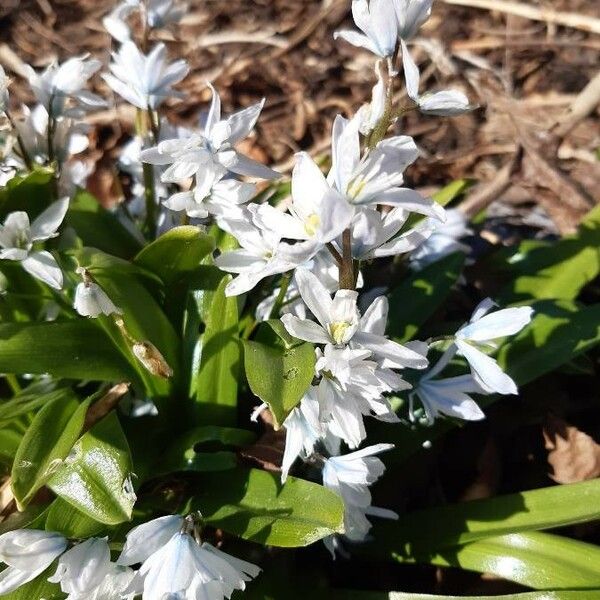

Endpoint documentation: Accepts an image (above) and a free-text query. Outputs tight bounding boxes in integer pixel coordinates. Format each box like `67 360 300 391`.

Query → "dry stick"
442 0 600 36
83 383 131 432
552 70 600 139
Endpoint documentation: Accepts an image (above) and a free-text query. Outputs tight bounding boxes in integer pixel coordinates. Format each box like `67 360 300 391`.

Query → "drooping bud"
73 267 122 318
132 341 173 379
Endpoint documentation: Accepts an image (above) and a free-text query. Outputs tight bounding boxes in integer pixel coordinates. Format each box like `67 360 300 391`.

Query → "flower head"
453 298 534 394
0 529 67 595
0 198 69 289
74 267 123 318
25 55 104 118
335 0 398 58
103 42 189 110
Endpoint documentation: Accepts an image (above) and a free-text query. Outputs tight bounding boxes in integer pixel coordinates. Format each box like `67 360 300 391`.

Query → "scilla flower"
0 529 67 595
334 0 398 59
281 268 428 370
118 514 260 600
0 198 69 289
49 537 112 597
103 42 189 110
322 444 398 555
393 0 433 40
74 267 123 318
401 40 473 116
453 299 534 394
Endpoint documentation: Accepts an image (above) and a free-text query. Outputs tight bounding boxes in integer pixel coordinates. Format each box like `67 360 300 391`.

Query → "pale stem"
136 107 158 239
4 110 33 171
339 228 355 290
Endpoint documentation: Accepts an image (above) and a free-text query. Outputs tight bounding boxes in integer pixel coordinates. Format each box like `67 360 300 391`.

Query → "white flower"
48 537 112 597
409 207 470 270
0 529 67 595
0 65 9 113
281 391 323 482
410 348 485 424
103 0 187 43
14 105 89 165
25 55 104 118
323 444 397 552
401 40 473 116
334 0 398 58
118 515 260 600
356 67 386 135
280 269 428 370
453 298 534 394
253 152 353 245
164 171 255 219
81 562 141 600
215 207 318 296
350 206 441 260
393 0 433 40
327 114 443 216
118 515 183 566
103 42 189 110
315 345 408 448
141 83 279 182
0 198 69 289
74 267 123 318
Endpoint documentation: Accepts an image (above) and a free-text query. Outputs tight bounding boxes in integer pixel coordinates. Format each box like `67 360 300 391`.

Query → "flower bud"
132 341 173 379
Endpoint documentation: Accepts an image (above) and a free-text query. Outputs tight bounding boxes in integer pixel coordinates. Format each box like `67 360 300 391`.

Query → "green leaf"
192 274 240 425
0 169 54 220
48 412 135 525
370 479 600 555
66 190 142 259
11 392 90 509
243 334 315 428
335 590 600 600
0 504 48 536
495 204 600 303
156 425 255 475
0 385 72 427
45 497 107 538
191 468 344 547
387 253 465 342
418 532 600 590
498 300 600 386
0 320 138 382
0 426 24 466
134 226 215 285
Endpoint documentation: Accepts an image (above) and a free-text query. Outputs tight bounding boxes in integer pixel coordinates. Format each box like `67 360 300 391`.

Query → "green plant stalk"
136 108 158 240
269 273 292 319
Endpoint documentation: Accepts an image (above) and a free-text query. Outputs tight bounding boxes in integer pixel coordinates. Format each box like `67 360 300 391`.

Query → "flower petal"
21 251 63 289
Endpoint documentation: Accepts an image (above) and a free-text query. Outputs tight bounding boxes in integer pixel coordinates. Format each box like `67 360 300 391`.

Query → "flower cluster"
0 515 258 599
0 0 535 595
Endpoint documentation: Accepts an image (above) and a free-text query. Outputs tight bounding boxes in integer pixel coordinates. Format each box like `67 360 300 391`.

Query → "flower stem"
339 228 355 290
268 273 291 319
136 108 158 239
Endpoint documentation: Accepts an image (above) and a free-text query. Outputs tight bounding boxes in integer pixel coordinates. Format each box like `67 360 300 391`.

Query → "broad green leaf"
0 504 48 536
418 532 600 590
66 190 142 259
45 497 107 538
156 425 255 476
496 204 600 303
387 253 465 342
0 169 54 219
48 412 136 525
80 248 180 375
1 567 63 600
192 274 240 425
335 592 600 600
243 335 315 428
191 468 344 547
0 320 139 382
370 479 600 555
134 226 215 285
0 426 24 465
11 392 90 509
